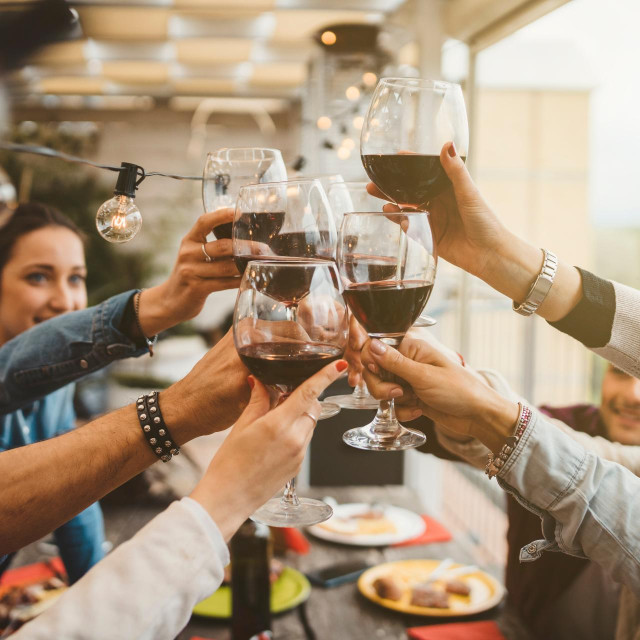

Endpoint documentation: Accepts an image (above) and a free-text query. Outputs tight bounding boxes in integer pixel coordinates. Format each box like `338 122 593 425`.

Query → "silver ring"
201 243 213 263
302 411 318 426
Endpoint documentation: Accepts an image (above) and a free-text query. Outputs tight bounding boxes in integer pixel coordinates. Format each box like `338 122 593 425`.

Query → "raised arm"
13 360 346 640
0 208 238 415
0 330 249 555
362 335 640 597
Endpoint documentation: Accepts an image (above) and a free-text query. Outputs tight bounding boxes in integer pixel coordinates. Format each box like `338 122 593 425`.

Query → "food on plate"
410 584 450 609
445 579 471 596
318 509 397 536
372 576 403 601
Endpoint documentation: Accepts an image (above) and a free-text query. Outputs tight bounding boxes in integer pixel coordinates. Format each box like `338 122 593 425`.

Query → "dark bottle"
230 519 272 640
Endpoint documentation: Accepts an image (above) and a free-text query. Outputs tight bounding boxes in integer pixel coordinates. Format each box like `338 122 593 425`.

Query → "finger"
276 359 347 422
201 238 233 260
361 366 404 401
348 315 368 351
188 208 235 242
367 339 436 387
382 203 402 213
395 405 424 422
440 142 477 196
366 182 389 201
235 376 271 426
191 258 240 280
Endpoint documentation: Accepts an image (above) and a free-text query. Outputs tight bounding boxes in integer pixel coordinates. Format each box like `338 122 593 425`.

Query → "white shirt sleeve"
14 497 229 640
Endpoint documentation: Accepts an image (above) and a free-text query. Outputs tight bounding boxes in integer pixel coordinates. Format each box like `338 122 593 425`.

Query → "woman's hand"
367 143 582 321
137 208 240 335
190 358 347 540
344 314 368 387
361 335 518 450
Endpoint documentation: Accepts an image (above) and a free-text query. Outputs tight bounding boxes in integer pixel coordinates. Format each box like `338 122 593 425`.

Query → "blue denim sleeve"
0 290 147 415
497 410 640 597
53 502 106 585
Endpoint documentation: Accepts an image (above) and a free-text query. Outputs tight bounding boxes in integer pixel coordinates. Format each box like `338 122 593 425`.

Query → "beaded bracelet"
136 391 180 463
485 402 532 479
134 290 158 357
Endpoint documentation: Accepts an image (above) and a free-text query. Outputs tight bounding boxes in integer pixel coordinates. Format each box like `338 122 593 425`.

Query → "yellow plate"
358 559 505 617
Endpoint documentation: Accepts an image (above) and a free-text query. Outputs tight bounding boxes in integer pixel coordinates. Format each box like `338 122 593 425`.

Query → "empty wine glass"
361 78 469 211
233 178 340 420
202 148 287 239
337 211 436 451
234 260 348 526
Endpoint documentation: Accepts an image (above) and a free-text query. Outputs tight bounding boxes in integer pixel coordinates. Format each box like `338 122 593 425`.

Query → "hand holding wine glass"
233 260 348 526
190 358 347 541
361 78 468 211
337 211 436 450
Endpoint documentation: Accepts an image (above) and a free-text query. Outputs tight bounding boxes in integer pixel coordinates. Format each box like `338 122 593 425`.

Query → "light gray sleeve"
14 497 229 640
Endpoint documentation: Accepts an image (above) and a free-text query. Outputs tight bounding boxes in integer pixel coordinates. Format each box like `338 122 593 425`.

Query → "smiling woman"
0 203 87 345
0 201 106 585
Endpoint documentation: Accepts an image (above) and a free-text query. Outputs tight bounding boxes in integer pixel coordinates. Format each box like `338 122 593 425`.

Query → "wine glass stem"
285 304 298 323
281 477 300 508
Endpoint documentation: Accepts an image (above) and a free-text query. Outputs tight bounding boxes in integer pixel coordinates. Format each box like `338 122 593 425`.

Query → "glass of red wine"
202 148 287 239
361 77 468 211
234 260 348 526
337 211 436 450
233 178 341 419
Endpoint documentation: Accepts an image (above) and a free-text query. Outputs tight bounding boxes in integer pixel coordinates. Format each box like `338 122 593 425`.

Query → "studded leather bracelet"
485 402 532 479
136 391 180 463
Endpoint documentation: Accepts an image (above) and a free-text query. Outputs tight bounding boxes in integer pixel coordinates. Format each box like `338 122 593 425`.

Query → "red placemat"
392 515 452 547
408 620 506 640
0 557 65 590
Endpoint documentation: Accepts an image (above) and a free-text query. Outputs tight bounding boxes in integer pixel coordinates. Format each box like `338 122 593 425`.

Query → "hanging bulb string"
0 141 203 181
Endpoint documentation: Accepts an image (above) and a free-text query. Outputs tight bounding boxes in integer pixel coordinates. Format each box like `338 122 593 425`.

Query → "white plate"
307 502 426 546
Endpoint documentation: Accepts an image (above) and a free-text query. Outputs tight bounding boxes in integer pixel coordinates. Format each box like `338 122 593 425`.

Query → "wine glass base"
343 424 426 451
319 401 341 420
251 497 333 527
324 393 379 410
413 315 437 327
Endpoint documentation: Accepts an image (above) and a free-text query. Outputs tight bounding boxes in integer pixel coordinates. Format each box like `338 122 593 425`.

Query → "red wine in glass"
238 342 344 389
343 281 434 337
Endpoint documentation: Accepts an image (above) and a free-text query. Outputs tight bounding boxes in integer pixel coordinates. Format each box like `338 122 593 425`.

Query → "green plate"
193 567 311 619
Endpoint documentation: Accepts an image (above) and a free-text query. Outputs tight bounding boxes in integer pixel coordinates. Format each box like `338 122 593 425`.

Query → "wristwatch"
512 249 558 316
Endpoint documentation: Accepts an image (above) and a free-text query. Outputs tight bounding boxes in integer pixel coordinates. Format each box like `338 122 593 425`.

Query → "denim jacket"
491 410 640 598
0 290 146 415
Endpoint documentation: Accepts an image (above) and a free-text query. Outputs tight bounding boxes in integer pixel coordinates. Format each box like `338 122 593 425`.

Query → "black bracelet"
136 391 180 463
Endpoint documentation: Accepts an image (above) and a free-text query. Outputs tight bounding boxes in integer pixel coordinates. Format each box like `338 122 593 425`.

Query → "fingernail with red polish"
336 360 348 372
247 375 255 390
448 142 457 158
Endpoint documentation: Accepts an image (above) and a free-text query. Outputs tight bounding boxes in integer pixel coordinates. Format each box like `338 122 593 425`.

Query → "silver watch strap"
512 249 558 317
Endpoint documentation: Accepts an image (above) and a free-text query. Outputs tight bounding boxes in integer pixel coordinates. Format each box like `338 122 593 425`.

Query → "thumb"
367 340 431 387
440 142 477 200
236 376 271 425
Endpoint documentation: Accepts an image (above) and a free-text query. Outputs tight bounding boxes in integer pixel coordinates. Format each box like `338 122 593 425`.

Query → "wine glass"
202 148 287 239
233 178 341 419
234 260 348 526
337 211 436 450
360 78 469 210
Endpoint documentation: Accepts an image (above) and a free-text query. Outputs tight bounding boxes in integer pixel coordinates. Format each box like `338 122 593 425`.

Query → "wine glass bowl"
202 148 287 239
337 211 436 451
232 179 336 280
234 260 348 526
361 78 469 210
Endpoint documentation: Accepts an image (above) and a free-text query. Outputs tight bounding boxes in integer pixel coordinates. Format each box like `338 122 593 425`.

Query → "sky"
477 0 640 227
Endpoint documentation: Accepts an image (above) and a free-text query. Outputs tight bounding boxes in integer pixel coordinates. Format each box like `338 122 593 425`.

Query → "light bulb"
317 116 332 130
96 194 142 243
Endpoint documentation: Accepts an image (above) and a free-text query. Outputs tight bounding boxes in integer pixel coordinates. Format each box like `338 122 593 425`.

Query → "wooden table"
178 485 534 640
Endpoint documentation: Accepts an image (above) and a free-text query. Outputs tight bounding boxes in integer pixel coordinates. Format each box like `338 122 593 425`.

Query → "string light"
345 86 360 101
337 146 351 160
96 163 144 243
342 137 355 150
0 142 202 243
352 115 364 130
362 72 378 87
316 116 332 130
321 31 337 45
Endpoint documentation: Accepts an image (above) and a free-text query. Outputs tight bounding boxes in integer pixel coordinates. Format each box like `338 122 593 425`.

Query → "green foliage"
0 122 158 304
